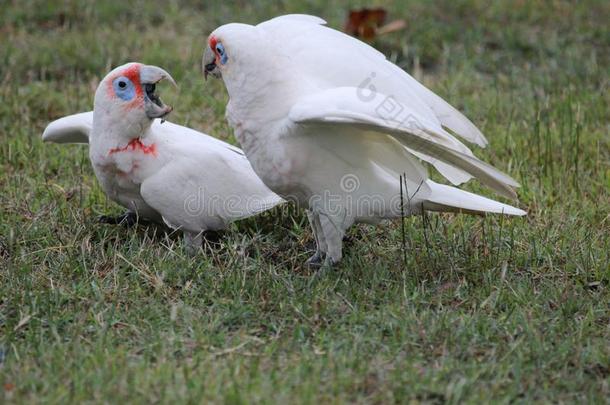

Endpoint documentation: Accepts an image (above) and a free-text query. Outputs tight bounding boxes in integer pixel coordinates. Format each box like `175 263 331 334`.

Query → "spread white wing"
259 14 489 150
289 87 519 200
257 16 519 197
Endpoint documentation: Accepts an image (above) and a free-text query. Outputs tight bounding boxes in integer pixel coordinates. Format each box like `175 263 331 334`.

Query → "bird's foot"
306 251 325 269
322 256 337 268
307 256 338 285
184 244 199 257
98 211 140 227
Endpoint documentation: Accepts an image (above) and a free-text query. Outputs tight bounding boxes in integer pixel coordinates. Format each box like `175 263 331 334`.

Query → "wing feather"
289 88 519 199
259 16 488 146
42 112 92 144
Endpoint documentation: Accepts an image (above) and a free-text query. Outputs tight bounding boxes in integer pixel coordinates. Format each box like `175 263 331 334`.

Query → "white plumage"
203 15 526 266
43 63 282 251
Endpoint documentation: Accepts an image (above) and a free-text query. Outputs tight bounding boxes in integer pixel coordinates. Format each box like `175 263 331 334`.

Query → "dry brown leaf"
344 8 387 40
345 8 407 40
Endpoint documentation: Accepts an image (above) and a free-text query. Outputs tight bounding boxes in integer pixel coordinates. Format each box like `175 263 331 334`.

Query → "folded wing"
139 126 283 233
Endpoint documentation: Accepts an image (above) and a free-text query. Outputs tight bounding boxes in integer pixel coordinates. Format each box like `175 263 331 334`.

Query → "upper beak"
202 46 220 80
140 65 177 87
140 65 177 121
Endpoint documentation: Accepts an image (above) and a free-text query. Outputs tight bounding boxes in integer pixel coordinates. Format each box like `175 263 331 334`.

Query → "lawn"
1 0 609 403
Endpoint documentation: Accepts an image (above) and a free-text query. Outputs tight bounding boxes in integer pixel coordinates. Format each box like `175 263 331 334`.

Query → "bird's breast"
92 142 161 189
237 130 309 201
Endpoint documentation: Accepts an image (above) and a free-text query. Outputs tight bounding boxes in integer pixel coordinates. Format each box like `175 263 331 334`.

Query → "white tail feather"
424 181 526 216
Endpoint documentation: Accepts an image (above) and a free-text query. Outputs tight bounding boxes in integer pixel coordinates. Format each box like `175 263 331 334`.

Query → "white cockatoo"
42 62 282 251
202 15 526 266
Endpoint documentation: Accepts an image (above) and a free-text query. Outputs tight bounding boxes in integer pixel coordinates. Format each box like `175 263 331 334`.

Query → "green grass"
1 0 609 402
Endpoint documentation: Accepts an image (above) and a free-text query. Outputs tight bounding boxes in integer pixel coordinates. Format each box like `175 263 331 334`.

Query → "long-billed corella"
42 62 282 252
202 14 526 266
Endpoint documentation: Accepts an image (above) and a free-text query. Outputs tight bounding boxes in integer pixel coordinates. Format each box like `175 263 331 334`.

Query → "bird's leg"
183 231 203 256
318 213 349 267
98 211 140 227
306 210 327 268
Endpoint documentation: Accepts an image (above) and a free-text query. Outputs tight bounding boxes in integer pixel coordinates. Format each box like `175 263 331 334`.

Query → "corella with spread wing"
203 15 526 266
43 63 282 252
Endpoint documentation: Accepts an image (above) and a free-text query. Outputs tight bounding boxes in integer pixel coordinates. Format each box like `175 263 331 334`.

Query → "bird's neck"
91 107 152 151
223 52 311 123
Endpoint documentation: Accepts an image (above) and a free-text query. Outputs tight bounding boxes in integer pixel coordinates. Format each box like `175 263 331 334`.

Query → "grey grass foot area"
98 211 142 227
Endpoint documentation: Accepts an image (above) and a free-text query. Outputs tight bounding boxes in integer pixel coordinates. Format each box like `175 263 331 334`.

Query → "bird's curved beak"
202 46 220 80
140 65 177 121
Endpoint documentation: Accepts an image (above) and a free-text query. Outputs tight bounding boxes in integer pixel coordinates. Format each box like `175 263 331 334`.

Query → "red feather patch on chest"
108 138 158 157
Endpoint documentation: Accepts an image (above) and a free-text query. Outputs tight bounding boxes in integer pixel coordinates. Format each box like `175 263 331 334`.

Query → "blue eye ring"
112 76 136 101
215 43 228 65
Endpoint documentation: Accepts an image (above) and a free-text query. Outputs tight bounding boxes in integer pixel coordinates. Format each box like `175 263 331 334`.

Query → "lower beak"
145 100 173 120
140 65 177 120
203 62 221 81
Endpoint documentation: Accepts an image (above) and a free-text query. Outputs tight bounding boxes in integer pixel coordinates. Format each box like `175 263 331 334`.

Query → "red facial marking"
209 35 221 64
108 138 158 157
106 63 144 109
209 35 218 51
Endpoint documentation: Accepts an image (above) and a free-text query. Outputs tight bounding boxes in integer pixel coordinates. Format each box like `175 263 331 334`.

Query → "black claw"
98 212 141 227
305 252 325 269
202 230 223 244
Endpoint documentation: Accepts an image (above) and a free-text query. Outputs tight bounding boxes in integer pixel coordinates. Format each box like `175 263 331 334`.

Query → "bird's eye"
215 43 228 65
112 76 136 101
